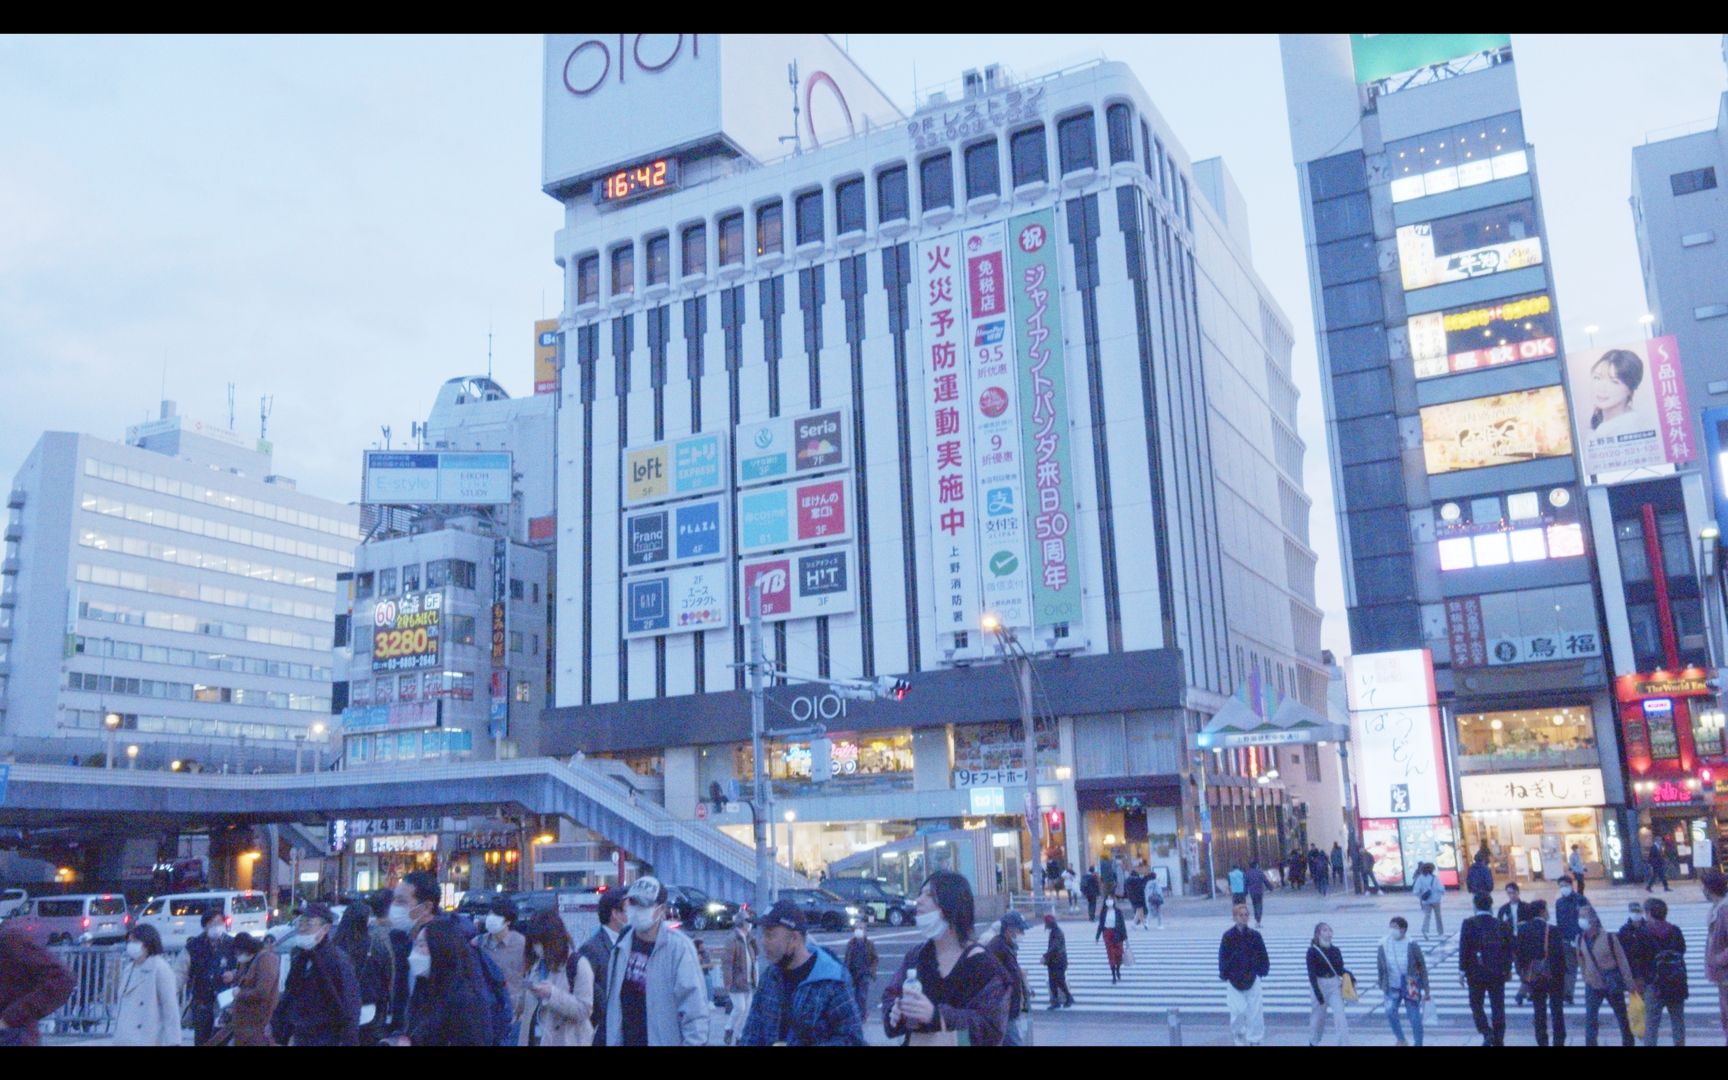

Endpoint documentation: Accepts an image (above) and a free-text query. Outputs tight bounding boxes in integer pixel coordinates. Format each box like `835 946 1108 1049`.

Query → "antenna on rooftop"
380 425 392 451
487 321 494 383
778 61 802 156
226 383 236 431
259 395 274 443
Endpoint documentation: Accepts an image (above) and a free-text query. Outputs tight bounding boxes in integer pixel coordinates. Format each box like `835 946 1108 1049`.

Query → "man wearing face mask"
739 899 864 1046
471 896 526 1043
985 911 1033 1045
271 902 361 1046
579 890 628 1045
843 919 879 1023
603 877 709 1046
388 871 442 1033
182 909 236 1046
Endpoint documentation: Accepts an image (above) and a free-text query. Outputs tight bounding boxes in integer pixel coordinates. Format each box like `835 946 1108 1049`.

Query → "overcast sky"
3 34 1724 658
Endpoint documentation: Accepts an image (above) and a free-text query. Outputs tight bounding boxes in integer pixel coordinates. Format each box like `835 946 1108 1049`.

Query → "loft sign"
562 34 700 97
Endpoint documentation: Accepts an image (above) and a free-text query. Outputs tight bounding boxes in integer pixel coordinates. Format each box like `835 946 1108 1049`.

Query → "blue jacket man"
740 900 864 1046
1555 878 1585 944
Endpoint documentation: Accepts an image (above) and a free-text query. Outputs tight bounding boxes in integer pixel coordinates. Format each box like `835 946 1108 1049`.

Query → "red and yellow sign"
1614 669 1712 703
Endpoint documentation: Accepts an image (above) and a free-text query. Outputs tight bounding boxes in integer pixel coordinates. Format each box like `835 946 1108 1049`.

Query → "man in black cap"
738 899 864 1046
271 901 360 1046
986 911 1033 1045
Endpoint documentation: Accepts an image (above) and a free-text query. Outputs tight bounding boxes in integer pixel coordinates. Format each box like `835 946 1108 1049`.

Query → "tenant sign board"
740 546 858 623
735 407 850 487
737 476 853 555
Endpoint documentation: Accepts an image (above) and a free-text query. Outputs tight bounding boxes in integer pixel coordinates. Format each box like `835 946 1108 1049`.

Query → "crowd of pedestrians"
3 854 1727 1048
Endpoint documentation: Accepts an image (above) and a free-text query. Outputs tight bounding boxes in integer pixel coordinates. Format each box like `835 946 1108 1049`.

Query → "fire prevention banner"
915 233 981 635
1008 209 1081 627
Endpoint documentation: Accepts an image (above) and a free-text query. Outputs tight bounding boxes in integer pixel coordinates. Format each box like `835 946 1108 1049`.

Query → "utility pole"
748 581 773 919
984 615 1044 912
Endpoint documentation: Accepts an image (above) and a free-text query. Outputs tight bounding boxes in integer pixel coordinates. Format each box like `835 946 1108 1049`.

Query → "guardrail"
39 945 193 1040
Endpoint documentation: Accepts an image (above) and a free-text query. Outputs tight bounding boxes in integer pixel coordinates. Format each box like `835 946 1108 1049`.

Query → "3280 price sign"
371 591 443 673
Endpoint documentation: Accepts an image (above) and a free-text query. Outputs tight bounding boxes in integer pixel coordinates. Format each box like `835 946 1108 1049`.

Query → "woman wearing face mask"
331 901 393 1042
1305 922 1352 1046
1376 916 1428 1046
399 917 491 1046
213 933 279 1046
881 870 1011 1046
1096 896 1129 984
114 924 182 1046
471 896 526 1043
518 909 593 1047
1575 904 1634 1046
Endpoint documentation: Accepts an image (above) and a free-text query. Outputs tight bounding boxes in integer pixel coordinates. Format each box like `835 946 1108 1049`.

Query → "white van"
137 890 270 950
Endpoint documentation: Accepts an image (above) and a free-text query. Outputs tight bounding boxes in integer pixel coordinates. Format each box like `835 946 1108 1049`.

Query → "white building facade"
541 35 1325 889
1 407 358 772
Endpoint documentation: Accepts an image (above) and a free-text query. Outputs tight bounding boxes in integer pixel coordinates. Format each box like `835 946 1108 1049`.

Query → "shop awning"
1191 696 1349 749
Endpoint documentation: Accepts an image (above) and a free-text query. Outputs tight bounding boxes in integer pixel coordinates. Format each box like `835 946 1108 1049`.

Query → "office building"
1283 34 1632 885
539 34 1326 889
1 405 358 772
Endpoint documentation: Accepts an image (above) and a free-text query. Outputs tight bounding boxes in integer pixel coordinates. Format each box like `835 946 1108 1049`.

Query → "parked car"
775 888 865 932
823 877 915 926
136 890 270 950
0 887 29 919
662 884 739 931
5 893 131 946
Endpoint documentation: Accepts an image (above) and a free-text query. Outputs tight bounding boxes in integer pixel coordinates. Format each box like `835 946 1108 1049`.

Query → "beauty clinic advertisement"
1565 335 1694 475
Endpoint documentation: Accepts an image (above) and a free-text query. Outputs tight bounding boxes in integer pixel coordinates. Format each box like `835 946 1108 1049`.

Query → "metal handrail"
8 757 807 890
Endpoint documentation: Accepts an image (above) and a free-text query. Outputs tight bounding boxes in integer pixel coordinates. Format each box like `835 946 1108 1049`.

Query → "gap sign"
623 563 730 639
737 476 852 556
622 494 727 570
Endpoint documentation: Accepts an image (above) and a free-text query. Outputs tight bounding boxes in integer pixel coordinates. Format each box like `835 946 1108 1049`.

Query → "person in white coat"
113 924 182 1046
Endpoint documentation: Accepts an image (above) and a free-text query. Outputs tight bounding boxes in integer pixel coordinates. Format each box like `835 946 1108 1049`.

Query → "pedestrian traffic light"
708 780 727 813
1045 808 1065 832
875 676 911 701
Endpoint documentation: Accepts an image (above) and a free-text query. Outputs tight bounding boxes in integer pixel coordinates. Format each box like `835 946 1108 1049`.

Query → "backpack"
471 943 515 1045
1651 943 1689 1001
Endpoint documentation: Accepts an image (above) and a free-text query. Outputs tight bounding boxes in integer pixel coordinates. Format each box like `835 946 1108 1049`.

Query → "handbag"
1627 990 1647 1038
1315 944 1357 1002
907 1012 963 1048
1120 942 1136 968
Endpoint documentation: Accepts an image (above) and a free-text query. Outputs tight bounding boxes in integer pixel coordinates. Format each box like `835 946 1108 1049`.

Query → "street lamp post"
783 810 797 874
311 722 327 773
747 581 775 920
293 734 306 776
103 711 122 770
983 613 1045 913
125 744 139 770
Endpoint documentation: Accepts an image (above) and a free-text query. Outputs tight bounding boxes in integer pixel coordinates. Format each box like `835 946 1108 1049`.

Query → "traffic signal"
708 781 727 813
875 676 911 701
1045 808 1065 832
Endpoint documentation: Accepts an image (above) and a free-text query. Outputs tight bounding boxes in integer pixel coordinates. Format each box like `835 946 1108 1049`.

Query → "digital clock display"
595 157 680 206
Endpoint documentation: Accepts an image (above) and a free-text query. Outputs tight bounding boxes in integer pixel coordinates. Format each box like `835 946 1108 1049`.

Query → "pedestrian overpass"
0 756 803 901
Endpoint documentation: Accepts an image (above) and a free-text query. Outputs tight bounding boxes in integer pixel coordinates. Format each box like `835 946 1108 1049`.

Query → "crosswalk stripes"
1041 925 1722 1017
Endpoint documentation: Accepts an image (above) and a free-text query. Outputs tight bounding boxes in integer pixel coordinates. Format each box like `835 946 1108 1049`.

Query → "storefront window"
593 751 662 777
736 731 915 793
950 718 1059 772
1693 706 1726 757
1454 704 1596 773
1463 807 1604 882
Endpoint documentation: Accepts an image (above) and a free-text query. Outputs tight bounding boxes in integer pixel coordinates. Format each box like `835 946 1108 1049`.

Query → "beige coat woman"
517 951 594 1047
113 953 182 1046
